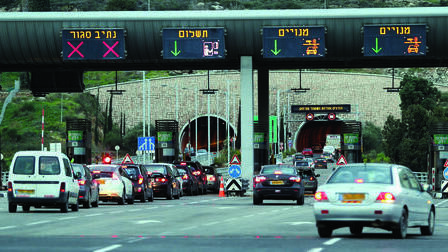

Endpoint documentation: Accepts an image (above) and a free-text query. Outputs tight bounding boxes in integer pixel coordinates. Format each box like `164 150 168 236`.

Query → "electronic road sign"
162 28 225 59
363 24 426 57
62 28 125 60
263 26 325 58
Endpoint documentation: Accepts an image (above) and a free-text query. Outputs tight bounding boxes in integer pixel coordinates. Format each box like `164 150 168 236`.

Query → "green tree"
105 0 138 10
382 115 404 163
29 0 51 10
362 122 383 153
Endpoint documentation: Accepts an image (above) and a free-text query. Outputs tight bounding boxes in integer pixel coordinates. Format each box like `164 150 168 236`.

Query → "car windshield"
39 156 60 175
261 166 296 175
299 169 315 178
328 165 393 184
145 165 167 174
13 156 35 175
177 168 187 175
123 167 140 176
295 162 309 167
72 164 86 176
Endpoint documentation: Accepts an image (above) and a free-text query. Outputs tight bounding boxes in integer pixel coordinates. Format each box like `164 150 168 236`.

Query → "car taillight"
78 179 86 185
314 191 328 201
156 178 167 183
112 173 119 180
254 176 266 184
309 177 314 181
289 176 301 183
376 192 395 203
180 162 187 166
7 181 12 192
193 171 201 176
274 170 282 174
208 176 216 182
60 182 66 193
355 178 364 184
138 175 144 185
182 174 189 180
92 170 100 174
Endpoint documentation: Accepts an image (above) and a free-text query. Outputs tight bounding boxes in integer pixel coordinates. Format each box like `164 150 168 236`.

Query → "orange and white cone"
218 176 226 197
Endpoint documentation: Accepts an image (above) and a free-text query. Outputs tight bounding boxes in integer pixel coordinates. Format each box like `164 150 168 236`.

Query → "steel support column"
240 56 254 186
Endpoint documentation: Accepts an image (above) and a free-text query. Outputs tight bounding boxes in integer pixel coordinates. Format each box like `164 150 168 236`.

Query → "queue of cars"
6 151 221 213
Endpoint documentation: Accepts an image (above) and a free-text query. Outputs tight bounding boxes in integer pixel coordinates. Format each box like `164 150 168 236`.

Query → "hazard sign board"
444 159 448 168
225 178 242 191
336 155 347 166
229 154 241 165
122 153 134 164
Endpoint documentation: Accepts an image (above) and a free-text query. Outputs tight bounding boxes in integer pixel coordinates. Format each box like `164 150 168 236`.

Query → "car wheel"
92 190 99 208
148 188 154 202
350 226 363 235
8 203 17 213
22 205 30 212
118 189 126 205
253 196 263 205
166 186 173 200
71 199 79 212
60 198 69 213
317 227 333 238
127 191 135 204
392 209 408 239
297 194 305 205
83 191 91 208
141 189 147 203
421 209 435 236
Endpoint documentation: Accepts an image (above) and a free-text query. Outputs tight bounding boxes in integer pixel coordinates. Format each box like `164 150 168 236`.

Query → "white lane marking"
288 221 314 226
145 207 159 210
109 210 124 214
216 207 236 210
136 220 161 224
128 209 141 212
0 226 16 230
189 202 199 204
58 216 76 220
163 205 174 208
180 225 197 231
86 213 103 217
203 221 220 226
26 220 51 226
199 200 210 203
127 237 148 244
93 244 122 252
243 214 255 218
211 199 219 201
435 199 448 207
323 238 342 246
308 248 323 252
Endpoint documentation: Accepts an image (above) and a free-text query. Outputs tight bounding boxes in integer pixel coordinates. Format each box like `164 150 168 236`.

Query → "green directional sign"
254 115 277 143
270 40 281 56
170 41 181 56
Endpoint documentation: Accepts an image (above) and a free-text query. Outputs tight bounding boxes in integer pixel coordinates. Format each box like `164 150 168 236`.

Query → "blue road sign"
138 137 155 151
228 165 242 178
443 167 448 180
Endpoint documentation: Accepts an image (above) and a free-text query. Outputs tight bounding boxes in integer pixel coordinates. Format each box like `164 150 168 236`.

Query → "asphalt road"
1 165 448 252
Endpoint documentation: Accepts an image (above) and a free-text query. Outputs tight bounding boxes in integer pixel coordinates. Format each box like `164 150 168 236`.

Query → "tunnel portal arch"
179 115 237 154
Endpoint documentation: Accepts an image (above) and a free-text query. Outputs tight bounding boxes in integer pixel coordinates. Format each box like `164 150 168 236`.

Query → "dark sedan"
297 167 320 194
72 163 100 208
122 164 154 203
204 166 219 193
314 158 328 169
145 163 181 200
253 164 305 205
173 161 207 194
174 165 199 196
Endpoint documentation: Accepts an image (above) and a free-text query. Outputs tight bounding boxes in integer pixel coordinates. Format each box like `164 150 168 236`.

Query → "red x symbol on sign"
103 41 120 58
67 41 84 58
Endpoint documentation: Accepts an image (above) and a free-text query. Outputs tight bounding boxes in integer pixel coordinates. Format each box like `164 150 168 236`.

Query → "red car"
302 148 313 157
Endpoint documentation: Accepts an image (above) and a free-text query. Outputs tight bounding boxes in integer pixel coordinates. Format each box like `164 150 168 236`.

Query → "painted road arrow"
171 40 181 56
270 40 281 55
371 38 382 54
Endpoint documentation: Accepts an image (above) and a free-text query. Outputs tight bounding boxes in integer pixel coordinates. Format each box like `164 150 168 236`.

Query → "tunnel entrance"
180 116 236 153
296 117 343 154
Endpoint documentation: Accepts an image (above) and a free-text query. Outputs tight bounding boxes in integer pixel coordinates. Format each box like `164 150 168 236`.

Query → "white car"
314 163 435 239
87 164 134 205
7 151 80 213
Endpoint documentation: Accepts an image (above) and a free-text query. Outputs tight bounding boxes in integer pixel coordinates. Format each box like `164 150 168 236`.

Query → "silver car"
313 163 435 239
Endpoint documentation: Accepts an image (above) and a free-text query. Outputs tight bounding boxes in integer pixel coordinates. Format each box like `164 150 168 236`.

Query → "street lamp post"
195 86 198 156
216 92 219 155
208 93 211 165
142 71 146 164
226 80 230 163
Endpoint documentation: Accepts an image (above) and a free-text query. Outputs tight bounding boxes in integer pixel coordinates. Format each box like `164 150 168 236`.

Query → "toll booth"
429 123 448 191
341 121 362 163
66 119 92 164
253 122 268 174
155 120 179 163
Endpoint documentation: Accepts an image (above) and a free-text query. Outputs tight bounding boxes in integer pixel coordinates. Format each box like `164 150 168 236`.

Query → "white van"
7 151 80 213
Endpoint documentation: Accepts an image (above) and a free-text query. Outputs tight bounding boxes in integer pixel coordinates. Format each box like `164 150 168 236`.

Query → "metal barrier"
1 171 8 186
413 172 428 184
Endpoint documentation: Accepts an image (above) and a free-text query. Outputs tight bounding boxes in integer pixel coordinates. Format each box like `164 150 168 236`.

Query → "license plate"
97 180 105 184
342 193 365 202
270 180 284 185
16 189 35 195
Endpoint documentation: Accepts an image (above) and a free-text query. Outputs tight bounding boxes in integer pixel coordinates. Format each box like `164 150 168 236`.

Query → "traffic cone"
218 176 226 197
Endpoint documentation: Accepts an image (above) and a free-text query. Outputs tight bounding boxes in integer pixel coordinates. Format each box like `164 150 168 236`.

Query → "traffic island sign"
122 153 134 164
229 154 241 165
336 155 348 166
